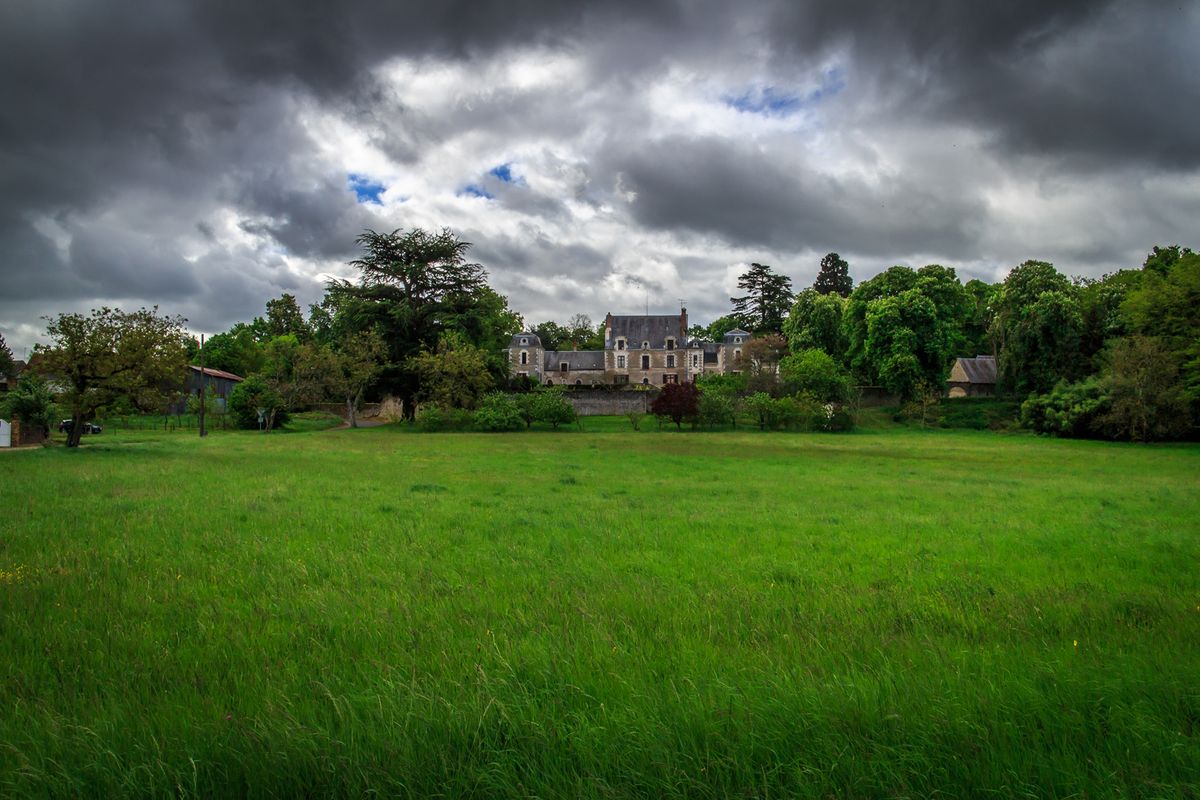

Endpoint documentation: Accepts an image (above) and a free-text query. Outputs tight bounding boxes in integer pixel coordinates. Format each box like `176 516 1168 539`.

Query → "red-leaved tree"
650 382 700 429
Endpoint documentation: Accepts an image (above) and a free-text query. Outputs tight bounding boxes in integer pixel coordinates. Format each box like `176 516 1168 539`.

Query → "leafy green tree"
1077 270 1142 368
730 262 794 333
962 279 998 357
0 332 14 377
200 323 265 377
33 307 188 447
1095 336 1191 442
649 381 700 429
813 252 853 297
1141 244 1194 276
532 321 570 351
325 330 386 428
259 293 310 340
1122 248 1200 413
741 334 789 395
228 374 287 430
845 265 969 400
531 389 577 429
991 260 1082 395
779 348 851 403
257 336 329 430
696 389 736 428
406 333 494 410
783 289 847 360
1020 378 1107 438
325 228 516 418
0 374 55 434
742 391 777 430
705 314 744 342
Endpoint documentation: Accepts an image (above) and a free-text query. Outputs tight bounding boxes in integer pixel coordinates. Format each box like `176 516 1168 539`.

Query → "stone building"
508 310 751 386
946 355 997 397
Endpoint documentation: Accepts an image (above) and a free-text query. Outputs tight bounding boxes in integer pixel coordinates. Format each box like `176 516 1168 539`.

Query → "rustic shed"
946 355 998 397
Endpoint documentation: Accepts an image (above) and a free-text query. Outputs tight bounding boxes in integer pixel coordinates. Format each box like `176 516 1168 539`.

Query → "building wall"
563 391 655 416
543 369 605 386
509 345 544 381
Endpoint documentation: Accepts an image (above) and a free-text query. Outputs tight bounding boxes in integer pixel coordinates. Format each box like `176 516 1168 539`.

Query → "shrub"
779 348 851 403
626 411 643 431
473 393 523 432
531 390 577 429
742 392 777 430
1021 378 1108 437
697 390 736 428
0 374 56 432
229 375 288 429
650 382 700 429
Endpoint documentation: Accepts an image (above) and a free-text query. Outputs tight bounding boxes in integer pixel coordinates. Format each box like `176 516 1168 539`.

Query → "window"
616 338 626 351
663 374 678 384
614 374 629 385
666 338 675 350
734 348 742 362
642 341 650 349
560 362 569 372
735 336 742 344
641 354 650 370
666 354 675 368
575 379 582 385
519 351 528 365
520 337 528 345
642 378 649 385
518 371 528 378
691 354 699 368
617 354 626 369
546 379 554 385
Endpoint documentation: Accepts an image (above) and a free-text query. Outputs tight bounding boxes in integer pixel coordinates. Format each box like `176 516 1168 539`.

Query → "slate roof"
510 333 542 348
723 328 751 343
607 314 684 349
544 350 606 371
950 355 997 384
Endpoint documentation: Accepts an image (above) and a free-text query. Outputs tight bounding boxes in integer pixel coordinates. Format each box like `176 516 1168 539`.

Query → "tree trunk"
347 395 358 428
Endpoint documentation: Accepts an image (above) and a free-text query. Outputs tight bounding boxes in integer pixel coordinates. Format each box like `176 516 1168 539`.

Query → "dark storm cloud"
0 0 1197 349
607 135 986 258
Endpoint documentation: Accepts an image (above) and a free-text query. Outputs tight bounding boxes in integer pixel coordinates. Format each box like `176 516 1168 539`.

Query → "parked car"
59 419 102 434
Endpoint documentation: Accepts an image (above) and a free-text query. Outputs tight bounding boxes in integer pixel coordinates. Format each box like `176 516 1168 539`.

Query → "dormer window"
520 337 528 346
560 362 569 372
616 338 626 351
666 338 675 350
641 341 650 350
734 336 742 344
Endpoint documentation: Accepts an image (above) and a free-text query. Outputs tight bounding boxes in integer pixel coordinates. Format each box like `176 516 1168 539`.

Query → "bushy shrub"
416 404 476 432
228 374 288 429
1021 378 1107 437
650 382 700 428
531 390 577 429
0 374 56 432
473 393 523 432
697 390 736 428
780 348 851 403
742 392 777 430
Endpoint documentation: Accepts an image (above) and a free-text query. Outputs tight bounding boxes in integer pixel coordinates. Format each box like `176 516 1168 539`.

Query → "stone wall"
563 389 657 416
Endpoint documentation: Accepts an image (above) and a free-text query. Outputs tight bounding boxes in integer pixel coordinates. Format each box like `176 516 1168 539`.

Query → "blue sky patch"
724 68 846 117
459 184 494 200
347 173 385 205
489 163 517 183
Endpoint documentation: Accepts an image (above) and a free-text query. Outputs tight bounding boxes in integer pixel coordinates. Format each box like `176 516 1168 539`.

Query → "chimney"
680 307 687 340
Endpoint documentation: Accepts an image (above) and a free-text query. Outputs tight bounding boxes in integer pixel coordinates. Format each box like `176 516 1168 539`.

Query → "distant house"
168 366 244 413
946 355 997 397
0 359 26 393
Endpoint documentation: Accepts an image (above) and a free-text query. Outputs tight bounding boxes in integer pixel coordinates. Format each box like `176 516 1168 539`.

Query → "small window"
520 337 528 345
641 355 650 370
734 348 742 362
518 371 528 378
560 362 569 372
642 341 650 349
616 338 626 351
691 354 699 368
546 379 554 385
642 378 649 385
666 354 675 368
575 379 582 385
666 338 675 350
735 337 742 344
663 374 678 384
617 354 626 369
520 351 528 365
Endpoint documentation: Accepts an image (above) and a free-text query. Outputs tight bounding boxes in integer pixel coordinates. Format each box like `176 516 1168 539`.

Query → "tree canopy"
813 252 853 297
730 262 793 333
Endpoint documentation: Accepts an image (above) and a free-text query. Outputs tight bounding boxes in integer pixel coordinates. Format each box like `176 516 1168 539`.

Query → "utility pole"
198 334 207 438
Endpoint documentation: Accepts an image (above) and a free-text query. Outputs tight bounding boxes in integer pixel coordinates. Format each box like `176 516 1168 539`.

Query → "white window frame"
616 354 626 369
519 351 528 365
616 338 626 351
666 354 675 368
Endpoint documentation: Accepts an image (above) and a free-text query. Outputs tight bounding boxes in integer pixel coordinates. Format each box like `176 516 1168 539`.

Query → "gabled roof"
189 365 244 382
544 350 606 370
948 355 997 385
607 314 683 349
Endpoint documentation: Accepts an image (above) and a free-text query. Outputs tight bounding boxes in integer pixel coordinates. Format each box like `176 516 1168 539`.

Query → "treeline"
687 246 1198 442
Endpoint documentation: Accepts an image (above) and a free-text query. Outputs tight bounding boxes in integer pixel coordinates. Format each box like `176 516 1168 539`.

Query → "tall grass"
1 424 1197 797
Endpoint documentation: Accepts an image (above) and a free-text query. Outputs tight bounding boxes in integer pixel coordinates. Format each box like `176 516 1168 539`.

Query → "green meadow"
1 421 1198 798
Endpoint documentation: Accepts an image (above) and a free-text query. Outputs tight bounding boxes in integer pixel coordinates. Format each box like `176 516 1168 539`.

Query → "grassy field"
1 421 1198 798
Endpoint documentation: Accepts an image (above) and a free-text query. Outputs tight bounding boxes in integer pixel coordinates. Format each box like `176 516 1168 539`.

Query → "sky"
1 0 1197 356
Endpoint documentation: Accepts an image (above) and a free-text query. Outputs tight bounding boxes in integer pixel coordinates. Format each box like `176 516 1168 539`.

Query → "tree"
258 336 328 430
991 260 1082 395
1096 336 1191 442
531 389 577 429
1122 248 1200 416
473 392 523 432
730 262 794 333
406 333 494 410
844 265 970 400
650 381 699 428
813 252 853 297
33 307 187 447
705 314 744 342
200 323 265 377
258 293 310 340
229 374 286 430
962 279 998 358
532 321 570 351
0 374 55 434
780 348 851 403
325 227 512 419
741 334 789 395
325 330 386 428
0 332 14 377
783 289 847 360
1142 244 1194 276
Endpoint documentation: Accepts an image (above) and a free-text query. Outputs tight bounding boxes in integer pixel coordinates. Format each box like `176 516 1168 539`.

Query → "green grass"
2 423 1198 798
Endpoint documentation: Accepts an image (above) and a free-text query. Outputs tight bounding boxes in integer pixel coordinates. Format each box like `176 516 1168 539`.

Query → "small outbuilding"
946 355 997 398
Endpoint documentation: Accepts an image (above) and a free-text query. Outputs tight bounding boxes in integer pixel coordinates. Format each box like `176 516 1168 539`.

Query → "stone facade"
508 310 751 387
